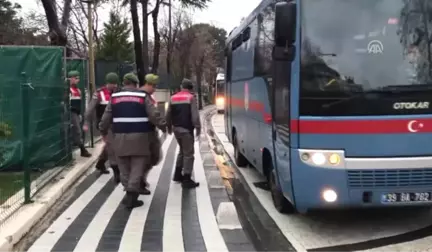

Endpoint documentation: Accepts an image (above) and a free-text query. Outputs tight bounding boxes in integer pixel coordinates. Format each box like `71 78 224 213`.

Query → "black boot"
95 159 109 174
139 180 151 195
172 166 183 183
80 145 91 157
182 173 199 189
111 165 120 184
123 192 144 209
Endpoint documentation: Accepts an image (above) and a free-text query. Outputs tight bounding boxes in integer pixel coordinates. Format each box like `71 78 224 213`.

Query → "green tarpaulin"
0 46 71 171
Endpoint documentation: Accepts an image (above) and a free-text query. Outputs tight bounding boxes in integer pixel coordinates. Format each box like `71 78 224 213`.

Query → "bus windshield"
216 80 225 95
300 0 432 116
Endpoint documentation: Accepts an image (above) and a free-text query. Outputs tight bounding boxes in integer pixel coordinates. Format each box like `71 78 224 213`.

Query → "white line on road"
73 184 125 252
194 141 229 252
118 134 174 252
163 145 184 252
27 174 113 252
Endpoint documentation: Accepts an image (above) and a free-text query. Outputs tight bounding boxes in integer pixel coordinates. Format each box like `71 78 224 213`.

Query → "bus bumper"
288 149 432 213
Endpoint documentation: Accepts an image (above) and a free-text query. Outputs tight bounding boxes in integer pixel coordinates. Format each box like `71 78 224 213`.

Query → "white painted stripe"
118 134 175 252
27 174 113 252
100 101 109 105
194 141 229 252
163 145 184 252
112 91 146 97
73 184 125 252
100 91 108 103
70 97 81 100
113 117 148 122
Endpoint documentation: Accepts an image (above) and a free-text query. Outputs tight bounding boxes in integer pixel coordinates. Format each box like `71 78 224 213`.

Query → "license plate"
381 192 432 203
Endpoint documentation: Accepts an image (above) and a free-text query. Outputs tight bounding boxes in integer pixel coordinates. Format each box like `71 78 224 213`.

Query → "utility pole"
167 0 172 92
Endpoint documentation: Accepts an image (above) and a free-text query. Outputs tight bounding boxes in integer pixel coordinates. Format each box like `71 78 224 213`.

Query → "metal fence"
0 47 134 225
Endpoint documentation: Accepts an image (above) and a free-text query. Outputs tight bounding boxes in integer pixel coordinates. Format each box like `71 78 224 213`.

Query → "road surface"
22 114 254 252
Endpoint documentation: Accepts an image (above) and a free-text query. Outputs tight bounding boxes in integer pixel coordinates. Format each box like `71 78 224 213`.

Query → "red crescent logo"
407 120 424 133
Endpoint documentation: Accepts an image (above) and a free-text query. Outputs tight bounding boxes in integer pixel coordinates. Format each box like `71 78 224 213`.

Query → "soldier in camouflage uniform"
68 70 91 157
99 73 167 209
83 72 120 183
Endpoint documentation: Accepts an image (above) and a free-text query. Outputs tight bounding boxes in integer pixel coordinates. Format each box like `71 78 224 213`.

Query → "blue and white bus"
224 0 432 214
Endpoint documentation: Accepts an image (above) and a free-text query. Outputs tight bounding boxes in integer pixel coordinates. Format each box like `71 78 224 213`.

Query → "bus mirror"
275 1 296 46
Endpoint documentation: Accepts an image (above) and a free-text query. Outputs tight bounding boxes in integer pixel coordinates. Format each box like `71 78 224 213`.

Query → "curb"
202 107 235 193
0 142 104 252
206 109 296 252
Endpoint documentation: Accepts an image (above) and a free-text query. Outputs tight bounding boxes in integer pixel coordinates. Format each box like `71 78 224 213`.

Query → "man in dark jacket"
166 79 201 189
83 72 120 182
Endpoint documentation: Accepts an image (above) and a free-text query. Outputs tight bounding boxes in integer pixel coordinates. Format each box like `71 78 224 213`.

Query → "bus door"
225 47 233 141
271 56 292 194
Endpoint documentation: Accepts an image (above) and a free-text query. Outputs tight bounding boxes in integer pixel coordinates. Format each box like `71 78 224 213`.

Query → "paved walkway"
25 130 254 252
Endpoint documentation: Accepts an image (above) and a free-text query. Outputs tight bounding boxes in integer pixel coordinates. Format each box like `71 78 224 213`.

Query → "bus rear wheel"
269 167 296 214
233 134 248 167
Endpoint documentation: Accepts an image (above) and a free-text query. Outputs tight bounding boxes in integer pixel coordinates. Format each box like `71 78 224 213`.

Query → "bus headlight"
216 97 224 106
311 153 326 165
322 189 338 203
329 153 341 165
298 149 345 168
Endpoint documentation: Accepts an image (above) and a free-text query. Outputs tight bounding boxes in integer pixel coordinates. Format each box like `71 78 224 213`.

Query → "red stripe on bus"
290 118 432 134
229 97 271 123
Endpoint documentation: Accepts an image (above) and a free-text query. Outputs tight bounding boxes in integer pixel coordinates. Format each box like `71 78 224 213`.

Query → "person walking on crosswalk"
166 78 201 189
83 72 120 183
68 70 91 157
137 73 164 195
99 73 167 209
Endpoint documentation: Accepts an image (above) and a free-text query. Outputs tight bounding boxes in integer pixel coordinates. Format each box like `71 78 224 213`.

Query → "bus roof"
226 0 274 44
216 73 225 81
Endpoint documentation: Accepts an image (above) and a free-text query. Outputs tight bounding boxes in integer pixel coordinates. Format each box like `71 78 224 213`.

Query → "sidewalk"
18 109 255 252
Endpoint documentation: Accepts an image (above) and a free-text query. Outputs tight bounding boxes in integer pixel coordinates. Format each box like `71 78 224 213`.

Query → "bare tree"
190 28 217 109
41 0 72 55
41 0 106 56
67 0 104 54
159 8 192 83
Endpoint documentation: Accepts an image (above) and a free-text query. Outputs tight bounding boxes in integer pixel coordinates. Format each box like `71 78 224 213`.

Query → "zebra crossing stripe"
118 134 174 252
27 174 113 252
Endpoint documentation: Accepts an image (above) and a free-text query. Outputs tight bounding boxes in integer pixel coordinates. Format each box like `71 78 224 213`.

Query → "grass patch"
0 172 25 204
0 172 40 204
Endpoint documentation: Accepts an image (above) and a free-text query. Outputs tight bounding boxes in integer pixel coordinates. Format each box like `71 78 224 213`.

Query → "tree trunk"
41 0 71 56
141 0 149 73
130 0 145 86
195 57 205 110
151 0 161 73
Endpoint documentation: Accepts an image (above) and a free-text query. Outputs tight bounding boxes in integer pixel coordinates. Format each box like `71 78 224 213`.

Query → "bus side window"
254 5 275 77
225 45 232 82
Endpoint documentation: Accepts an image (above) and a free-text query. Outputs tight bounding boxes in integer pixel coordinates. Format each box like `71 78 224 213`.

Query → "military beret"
105 72 119 84
123 73 139 84
145 74 159 85
68 70 80 78
181 78 194 90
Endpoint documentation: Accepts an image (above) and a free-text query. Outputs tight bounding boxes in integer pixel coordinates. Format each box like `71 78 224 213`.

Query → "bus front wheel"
233 133 248 167
269 167 296 214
